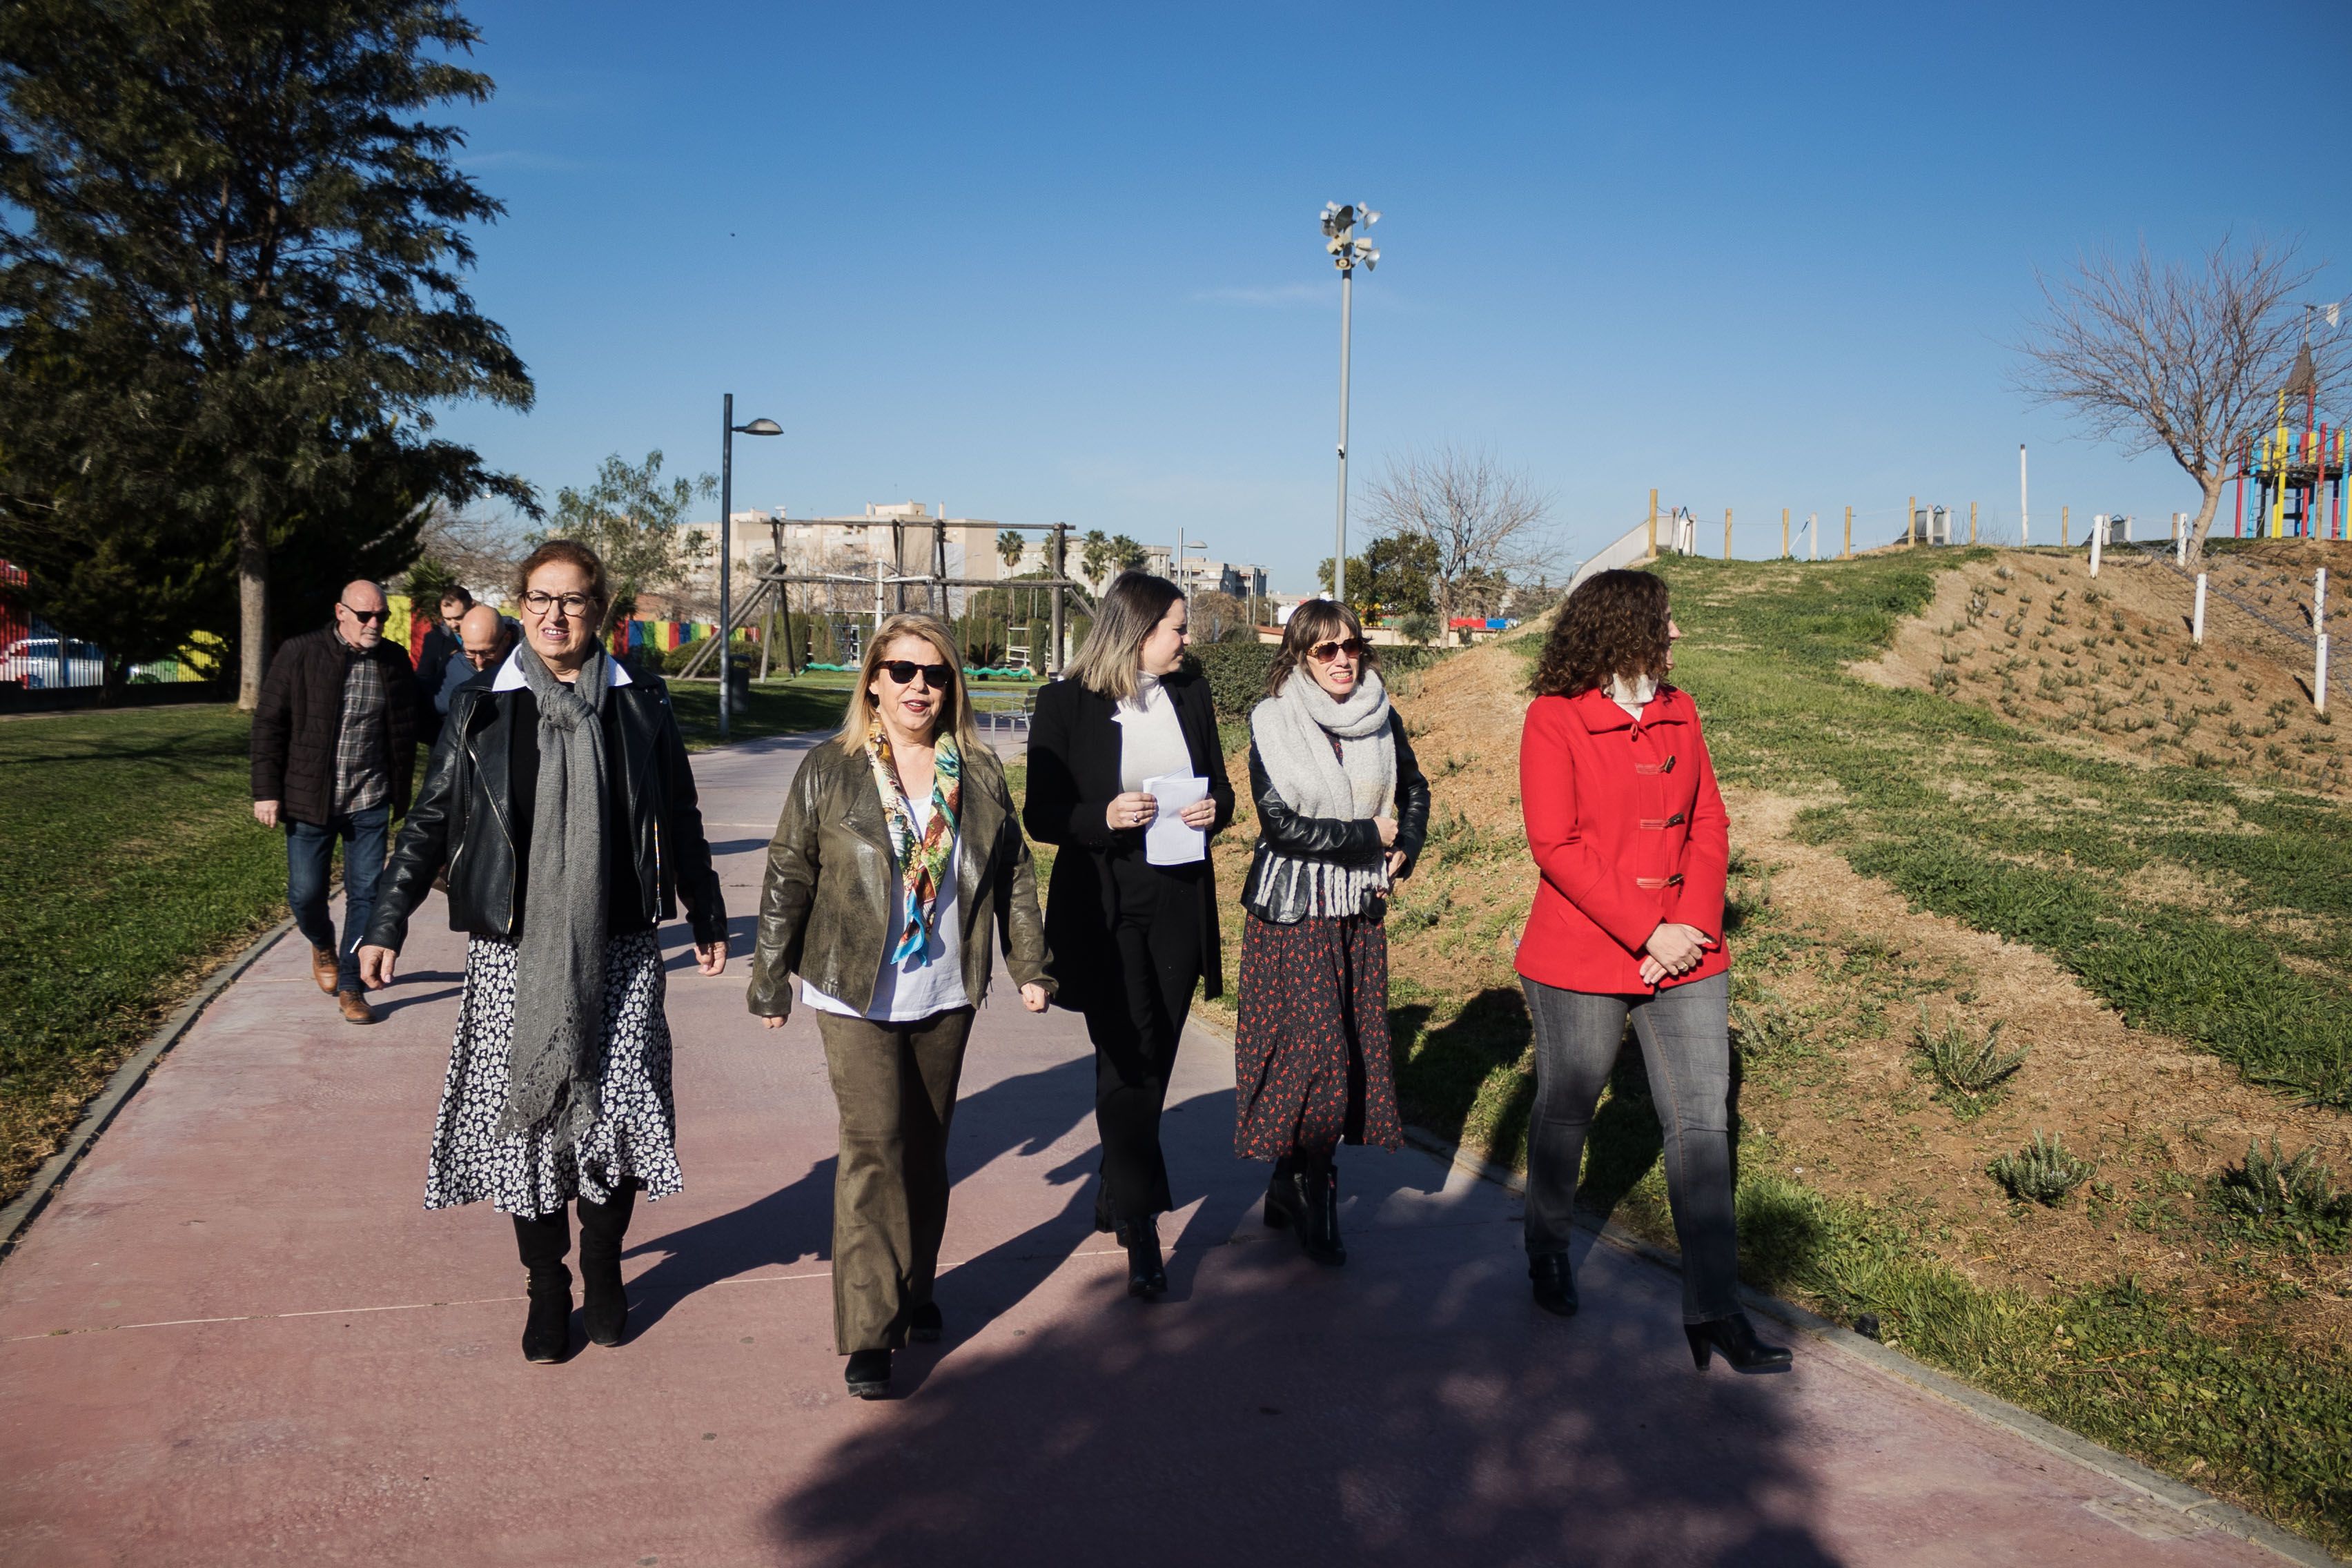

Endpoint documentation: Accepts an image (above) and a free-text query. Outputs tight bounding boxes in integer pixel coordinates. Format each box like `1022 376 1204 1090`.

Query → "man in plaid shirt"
251 580 422 1024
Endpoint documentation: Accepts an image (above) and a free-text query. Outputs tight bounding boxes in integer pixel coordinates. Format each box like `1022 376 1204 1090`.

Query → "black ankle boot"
1685 1313 1794 1373
576 1184 636 1348
845 1348 892 1398
1299 1160 1345 1267
1263 1157 1308 1231
1118 1217 1167 1297
909 1302 943 1343
513 1211 574 1364
1529 1253 1578 1317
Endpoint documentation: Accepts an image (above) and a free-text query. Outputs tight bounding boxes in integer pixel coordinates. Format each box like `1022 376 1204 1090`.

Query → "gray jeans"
1520 972 1739 1324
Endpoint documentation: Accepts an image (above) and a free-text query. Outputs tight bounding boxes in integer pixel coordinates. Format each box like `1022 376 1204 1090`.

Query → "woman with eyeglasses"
1516 569 1788 1372
1023 571 1233 1298
1233 600 1428 1264
357 540 728 1364
747 613 1052 1399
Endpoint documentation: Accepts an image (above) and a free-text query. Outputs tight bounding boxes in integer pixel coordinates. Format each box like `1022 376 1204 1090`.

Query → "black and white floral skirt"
423 928 682 1218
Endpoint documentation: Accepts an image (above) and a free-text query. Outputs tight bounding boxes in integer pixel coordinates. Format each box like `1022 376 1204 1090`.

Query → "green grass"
1649 551 2352 1105
666 676 851 749
0 705 291 1202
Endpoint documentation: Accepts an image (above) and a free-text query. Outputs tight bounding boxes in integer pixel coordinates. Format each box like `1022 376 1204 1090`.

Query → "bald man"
435 602 518 715
251 578 423 1024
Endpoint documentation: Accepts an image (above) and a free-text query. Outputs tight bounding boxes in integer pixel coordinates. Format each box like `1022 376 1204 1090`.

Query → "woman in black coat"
1023 571 1234 1298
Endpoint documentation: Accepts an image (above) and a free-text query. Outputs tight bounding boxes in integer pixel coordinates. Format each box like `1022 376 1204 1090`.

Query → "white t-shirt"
803 791 969 1021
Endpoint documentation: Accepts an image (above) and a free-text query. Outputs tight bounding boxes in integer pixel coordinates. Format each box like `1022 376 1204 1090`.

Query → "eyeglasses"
463 647 503 667
1307 637 1369 663
520 590 596 618
877 660 954 689
338 602 388 624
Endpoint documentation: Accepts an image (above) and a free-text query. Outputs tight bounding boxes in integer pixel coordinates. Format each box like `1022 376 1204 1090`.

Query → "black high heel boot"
1117 1217 1167 1297
1685 1313 1794 1372
1300 1157 1345 1267
512 1211 574 1364
1529 1253 1578 1317
576 1183 637 1348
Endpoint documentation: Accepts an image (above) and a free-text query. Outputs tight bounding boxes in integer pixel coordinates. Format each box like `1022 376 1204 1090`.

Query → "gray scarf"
1249 666 1396 918
500 639 612 1139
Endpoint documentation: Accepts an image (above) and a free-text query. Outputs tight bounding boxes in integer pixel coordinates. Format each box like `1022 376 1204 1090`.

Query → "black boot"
512 1211 574 1364
845 1348 892 1399
1685 1313 1794 1373
909 1302 943 1344
576 1183 637 1349
1263 1155 1308 1231
1298 1157 1345 1267
1117 1217 1167 1297
1529 1253 1578 1317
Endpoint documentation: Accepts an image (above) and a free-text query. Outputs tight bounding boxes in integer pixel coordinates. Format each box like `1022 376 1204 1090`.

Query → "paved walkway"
0 736 2289 1567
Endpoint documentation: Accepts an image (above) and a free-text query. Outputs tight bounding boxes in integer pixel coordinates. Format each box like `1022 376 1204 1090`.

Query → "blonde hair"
834 613 981 756
1064 570 1183 702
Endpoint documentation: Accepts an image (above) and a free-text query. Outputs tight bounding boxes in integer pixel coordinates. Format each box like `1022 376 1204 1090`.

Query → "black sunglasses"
1307 637 1369 663
877 659 954 688
339 602 389 623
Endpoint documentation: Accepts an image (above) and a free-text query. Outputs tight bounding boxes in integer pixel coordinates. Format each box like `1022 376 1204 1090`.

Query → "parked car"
1 636 105 688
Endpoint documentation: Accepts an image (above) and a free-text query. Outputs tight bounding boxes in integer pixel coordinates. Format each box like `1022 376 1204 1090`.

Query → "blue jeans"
286 806 391 992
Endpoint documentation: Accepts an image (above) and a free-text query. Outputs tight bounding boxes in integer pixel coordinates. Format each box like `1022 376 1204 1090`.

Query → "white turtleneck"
1607 672 1659 721
1113 671 1191 792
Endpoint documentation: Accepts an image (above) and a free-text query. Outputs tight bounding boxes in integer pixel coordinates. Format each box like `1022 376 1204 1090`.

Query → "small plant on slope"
2206 1141 2352 1253
1990 1130 2093 1205
1912 1008 2026 1116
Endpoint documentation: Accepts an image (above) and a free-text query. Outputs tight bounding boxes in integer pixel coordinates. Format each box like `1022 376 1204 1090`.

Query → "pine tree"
0 0 535 706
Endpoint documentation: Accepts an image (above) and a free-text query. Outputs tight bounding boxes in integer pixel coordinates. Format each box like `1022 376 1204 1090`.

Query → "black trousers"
1084 855 1204 1228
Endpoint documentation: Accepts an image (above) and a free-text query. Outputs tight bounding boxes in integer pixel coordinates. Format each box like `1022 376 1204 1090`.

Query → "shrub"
1990 1130 2093 1205
2207 1141 2352 1252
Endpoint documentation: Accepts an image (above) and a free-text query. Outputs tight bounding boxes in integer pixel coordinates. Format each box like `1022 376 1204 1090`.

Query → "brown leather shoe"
311 946 340 994
336 989 376 1026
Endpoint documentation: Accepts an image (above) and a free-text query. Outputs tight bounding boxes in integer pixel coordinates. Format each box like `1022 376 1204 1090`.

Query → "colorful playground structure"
2232 346 2347 540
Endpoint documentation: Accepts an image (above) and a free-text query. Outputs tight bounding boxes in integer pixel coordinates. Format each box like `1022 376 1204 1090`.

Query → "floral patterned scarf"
865 716 962 963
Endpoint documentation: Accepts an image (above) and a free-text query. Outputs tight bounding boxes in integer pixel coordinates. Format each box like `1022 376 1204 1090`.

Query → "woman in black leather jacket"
358 540 727 1364
1233 600 1429 1266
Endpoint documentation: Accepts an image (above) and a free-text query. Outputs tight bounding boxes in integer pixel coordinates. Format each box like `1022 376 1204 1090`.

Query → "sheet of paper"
1142 772 1209 865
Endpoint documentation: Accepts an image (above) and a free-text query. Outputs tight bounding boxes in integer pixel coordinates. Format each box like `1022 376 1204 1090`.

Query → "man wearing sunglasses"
251 578 424 1024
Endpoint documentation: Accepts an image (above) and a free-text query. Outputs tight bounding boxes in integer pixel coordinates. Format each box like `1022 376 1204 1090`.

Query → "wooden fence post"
1843 505 1852 560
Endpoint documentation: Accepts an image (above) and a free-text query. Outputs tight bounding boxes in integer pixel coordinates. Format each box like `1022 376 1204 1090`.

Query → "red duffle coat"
1515 685 1731 995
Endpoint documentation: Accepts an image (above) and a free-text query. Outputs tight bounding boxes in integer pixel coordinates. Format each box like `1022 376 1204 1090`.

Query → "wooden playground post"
1723 509 1732 561
1647 488 1658 560
1843 505 1852 560
1908 495 1918 548
1782 507 1790 558
1969 501 1978 545
2061 505 2069 547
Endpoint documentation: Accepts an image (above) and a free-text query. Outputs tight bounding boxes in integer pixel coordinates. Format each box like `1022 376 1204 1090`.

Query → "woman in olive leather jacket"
746 613 1051 1400
1233 599 1429 1268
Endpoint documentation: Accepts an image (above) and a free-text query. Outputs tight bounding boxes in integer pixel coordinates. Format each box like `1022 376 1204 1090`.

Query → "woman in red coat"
1514 569 1789 1373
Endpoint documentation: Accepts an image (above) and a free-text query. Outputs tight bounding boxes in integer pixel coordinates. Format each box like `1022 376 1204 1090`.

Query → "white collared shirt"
489 652 634 691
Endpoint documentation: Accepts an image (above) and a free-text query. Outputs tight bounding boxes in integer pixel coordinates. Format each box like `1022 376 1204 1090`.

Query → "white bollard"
2319 569 2331 714
1807 512 1819 561
2089 519 2103 577
2175 513 2188 567
2193 574 2208 645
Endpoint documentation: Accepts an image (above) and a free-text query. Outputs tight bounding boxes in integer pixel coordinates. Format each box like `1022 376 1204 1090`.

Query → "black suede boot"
512 1211 574 1364
576 1183 637 1348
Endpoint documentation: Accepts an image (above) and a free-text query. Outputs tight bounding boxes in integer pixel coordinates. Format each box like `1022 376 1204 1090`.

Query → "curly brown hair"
1528 569 1672 698
1262 598 1379 698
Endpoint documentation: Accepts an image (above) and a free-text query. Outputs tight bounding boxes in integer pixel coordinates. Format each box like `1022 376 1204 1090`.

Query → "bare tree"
1362 446 1554 631
414 503 528 600
2013 237 2345 563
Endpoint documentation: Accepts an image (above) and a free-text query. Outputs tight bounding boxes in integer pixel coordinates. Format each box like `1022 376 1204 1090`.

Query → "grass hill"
1197 545 2352 1551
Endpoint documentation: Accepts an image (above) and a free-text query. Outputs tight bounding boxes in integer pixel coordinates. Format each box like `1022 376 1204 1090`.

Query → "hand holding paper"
1143 772 1209 865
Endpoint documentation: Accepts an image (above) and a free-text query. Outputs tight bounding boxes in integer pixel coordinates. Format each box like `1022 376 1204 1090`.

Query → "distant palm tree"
997 529 1024 569
1080 529 1112 583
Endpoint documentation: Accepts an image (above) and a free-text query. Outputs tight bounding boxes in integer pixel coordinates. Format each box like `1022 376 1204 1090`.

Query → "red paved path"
0 736 2286 1566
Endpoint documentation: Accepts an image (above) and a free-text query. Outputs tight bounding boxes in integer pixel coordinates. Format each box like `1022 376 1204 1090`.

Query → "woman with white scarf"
1235 600 1429 1266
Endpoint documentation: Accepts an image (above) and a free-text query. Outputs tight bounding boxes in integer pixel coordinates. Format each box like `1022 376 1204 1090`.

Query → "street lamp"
1319 200 1380 605
720 392 783 742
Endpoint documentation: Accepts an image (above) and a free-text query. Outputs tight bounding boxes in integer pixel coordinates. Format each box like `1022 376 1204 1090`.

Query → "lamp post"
719 392 783 742
1319 202 1380 605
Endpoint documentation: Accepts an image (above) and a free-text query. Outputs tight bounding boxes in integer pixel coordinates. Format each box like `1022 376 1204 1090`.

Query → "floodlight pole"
1334 264 1353 606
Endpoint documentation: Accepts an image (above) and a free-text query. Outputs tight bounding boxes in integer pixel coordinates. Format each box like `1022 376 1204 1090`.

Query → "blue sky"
435 0 2352 591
